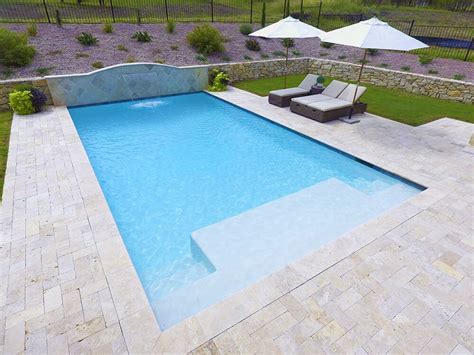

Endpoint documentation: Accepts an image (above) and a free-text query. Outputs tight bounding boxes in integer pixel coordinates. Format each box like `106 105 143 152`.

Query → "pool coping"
45 89 450 352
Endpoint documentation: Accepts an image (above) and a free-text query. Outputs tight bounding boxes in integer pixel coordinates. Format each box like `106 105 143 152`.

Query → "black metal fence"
0 0 472 61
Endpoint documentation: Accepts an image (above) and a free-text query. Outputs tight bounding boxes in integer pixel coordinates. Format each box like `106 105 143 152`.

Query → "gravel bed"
1 23 473 82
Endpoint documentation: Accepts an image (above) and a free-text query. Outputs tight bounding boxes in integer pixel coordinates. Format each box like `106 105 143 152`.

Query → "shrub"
400 65 411 71
418 55 433 65
154 58 165 64
244 55 252 60
272 50 285 57
75 52 90 58
9 90 35 115
319 52 329 57
195 54 208 62
116 44 129 52
13 83 33 92
1 68 14 79
30 88 47 112
91 61 104 69
48 49 62 56
27 23 37 37
76 32 98 45
36 67 53 76
428 69 438 74
240 24 253 35
132 31 152 42
453 73 465 80
245 39 261 51
359 59 369 64
281 38 294 48
379 63 389 68
103 23 113 33
338 55 347 60
166 20 176 33
208 71 230 92
208 68 220 84
187 24 225 55
221 55 231 62
320 41 333 49
0 28 36 67
170 44 179 50
260 53 269 59
126 55 136 63
14 84 48 112
292 49 302 56
367 48 378 56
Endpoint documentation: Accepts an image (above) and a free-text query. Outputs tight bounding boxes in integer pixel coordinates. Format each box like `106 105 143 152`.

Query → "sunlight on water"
130 100 167 109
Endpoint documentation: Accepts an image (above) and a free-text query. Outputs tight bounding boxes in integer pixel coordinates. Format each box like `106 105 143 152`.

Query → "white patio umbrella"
250 16 325 88
320 17 428 120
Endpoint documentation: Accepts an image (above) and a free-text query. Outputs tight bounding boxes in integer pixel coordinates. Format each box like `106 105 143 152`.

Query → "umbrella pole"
284 40 289 89
349 48 367 120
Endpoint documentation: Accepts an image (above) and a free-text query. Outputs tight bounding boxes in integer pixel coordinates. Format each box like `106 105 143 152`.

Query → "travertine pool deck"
1 87 473 354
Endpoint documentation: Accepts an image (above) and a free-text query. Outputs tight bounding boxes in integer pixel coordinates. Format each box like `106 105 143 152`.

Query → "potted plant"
316 76 325 88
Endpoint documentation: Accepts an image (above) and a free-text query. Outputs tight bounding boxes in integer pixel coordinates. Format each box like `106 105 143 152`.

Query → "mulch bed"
1 23 473 82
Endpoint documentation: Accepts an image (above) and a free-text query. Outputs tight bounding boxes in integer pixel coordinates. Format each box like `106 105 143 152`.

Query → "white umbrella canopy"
250 16 325 88
320 17 428 122
249 16 326 39
320 17 428 50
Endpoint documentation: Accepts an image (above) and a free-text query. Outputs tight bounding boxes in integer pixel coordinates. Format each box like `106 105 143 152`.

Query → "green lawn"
0 110 13 199
233 74 474 126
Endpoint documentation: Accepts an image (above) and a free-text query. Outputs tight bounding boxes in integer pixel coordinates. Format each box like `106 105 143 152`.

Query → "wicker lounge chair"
268 74 320 107
290 84 367 123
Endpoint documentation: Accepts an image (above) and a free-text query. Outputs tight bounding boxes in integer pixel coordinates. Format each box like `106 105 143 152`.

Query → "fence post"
464 38 473 61
55 9 61 26
250 0 253 23
211 0 214 22
408 19 414 35
164 0 169 21
316 1 322 27
42 0 51 23
109 0 115 23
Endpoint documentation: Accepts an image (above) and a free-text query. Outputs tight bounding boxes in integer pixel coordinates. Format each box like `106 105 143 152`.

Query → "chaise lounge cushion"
321 80 349 98
337 84 367 102
269 87 310 97
298 74 320 91
307 98 352 112
269 74 320 97
292 94 333 105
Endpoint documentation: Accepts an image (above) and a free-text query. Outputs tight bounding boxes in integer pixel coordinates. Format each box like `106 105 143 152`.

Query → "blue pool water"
70 92 421 328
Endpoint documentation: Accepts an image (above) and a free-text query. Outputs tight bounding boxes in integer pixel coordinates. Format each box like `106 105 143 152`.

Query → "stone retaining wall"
0 78 53 111
307 59 473 104
209 58 310 82
209 58 473 104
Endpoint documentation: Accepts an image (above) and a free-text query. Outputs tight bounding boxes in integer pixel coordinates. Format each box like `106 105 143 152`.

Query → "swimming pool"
69 92 422 329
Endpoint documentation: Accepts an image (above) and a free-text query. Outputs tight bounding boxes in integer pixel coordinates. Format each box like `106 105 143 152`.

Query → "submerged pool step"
153 178 410 329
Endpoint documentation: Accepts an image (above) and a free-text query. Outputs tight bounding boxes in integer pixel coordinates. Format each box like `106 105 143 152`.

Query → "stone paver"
1 87 473 354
